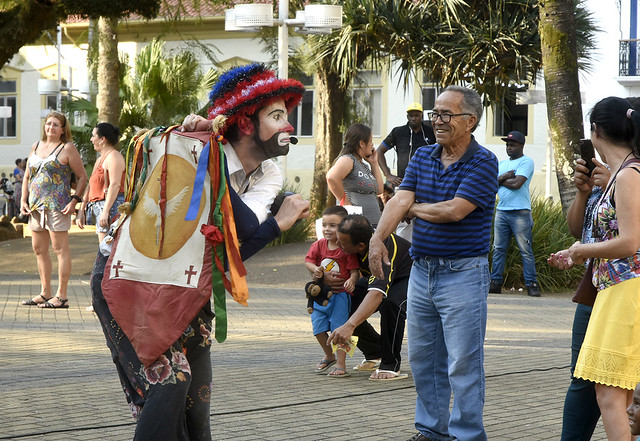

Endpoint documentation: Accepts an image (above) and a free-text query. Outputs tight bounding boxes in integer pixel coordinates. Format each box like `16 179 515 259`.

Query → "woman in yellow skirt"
568 96 640 440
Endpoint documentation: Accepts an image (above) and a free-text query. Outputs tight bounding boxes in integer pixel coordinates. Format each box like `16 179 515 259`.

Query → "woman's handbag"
572 259 598 307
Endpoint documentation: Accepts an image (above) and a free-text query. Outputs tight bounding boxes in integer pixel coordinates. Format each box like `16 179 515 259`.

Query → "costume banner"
102 131 213 367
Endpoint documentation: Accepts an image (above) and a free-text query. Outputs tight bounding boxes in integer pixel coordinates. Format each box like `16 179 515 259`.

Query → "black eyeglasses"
428 112 472 123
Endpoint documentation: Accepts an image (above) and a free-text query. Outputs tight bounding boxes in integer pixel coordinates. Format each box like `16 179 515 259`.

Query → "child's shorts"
311 291 351 336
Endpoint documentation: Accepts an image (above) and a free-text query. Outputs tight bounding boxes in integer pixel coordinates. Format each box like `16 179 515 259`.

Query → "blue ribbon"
185 141 210 221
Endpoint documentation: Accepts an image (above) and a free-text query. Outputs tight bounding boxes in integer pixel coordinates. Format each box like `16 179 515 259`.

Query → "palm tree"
97 16 120 125
65 39 217 162
300 0 596 214
121 38 218 128
539 0 587 211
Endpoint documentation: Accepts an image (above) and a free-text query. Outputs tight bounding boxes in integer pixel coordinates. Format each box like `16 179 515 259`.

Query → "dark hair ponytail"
96 122 121 147
340 123 372 157
590 96 640 157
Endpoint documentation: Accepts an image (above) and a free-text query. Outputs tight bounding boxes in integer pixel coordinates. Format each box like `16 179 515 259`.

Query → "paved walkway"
0 235 607 440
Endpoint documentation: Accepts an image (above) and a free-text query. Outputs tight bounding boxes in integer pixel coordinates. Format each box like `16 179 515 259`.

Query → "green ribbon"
211 141 228 343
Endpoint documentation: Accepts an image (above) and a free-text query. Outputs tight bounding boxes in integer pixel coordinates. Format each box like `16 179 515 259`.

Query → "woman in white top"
20 111 87 308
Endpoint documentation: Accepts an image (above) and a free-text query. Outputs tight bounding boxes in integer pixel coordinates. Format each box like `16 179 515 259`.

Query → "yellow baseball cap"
407 102 423 113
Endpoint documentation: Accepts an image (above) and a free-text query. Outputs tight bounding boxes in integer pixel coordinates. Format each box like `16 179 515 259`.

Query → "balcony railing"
620 39 640 76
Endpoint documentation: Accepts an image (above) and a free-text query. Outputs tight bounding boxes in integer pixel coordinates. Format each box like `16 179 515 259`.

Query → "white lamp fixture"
303 5 342 29
234 4 274 28
37 79 60 95
224 3 343 78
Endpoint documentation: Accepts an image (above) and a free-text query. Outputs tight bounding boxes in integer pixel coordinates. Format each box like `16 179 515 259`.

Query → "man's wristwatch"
71 195 82 203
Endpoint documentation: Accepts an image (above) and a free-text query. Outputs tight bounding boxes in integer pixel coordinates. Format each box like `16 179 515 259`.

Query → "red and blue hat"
207 63 305 131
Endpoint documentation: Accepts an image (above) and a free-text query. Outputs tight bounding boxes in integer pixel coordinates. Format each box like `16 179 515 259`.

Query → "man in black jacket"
377 102 435 188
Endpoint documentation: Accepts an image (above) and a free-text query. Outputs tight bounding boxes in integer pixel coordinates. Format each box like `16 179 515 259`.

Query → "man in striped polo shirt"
369 85 498 441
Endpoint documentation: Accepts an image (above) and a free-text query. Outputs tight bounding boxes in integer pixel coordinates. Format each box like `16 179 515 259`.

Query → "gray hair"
443 85 483 132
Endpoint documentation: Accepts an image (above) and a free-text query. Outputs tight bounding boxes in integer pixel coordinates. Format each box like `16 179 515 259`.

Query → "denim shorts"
89 194 124 234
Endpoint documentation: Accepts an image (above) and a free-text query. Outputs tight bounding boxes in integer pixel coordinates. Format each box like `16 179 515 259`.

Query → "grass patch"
490 196 584 293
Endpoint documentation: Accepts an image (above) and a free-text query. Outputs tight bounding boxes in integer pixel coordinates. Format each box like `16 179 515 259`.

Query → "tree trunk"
310 58 348 218
97 16 120 125
539 0 583 213
87 18 99 104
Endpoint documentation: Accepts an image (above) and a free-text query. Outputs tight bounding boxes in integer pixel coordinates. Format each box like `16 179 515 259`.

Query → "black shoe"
489 280 502 293
407 433 432 441
527 282 541 297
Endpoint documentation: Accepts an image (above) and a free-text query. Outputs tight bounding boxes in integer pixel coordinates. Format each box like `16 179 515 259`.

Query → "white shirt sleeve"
239 159 283 224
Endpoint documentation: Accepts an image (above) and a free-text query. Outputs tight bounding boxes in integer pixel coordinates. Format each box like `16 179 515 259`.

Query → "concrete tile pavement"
0 274 608 440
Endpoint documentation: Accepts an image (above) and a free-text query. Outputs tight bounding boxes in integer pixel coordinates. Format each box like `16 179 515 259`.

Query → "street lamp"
224 3 342 79
36 26 89 115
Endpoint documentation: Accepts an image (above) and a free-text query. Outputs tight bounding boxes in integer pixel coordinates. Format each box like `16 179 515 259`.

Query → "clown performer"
90 63 309 441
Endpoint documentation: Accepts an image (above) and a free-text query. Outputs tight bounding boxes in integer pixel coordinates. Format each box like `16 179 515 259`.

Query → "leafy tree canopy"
310 0 596 106
0 0 161 68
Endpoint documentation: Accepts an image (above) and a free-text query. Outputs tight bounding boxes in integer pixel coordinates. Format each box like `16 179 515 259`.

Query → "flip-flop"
21 294 52 306
314 359 336 373
327 367 351 378
369 369 409 381
353 358 381 371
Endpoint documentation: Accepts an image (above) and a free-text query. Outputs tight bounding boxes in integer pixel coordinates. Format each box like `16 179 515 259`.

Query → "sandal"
39 296 69 309
327 367 351 378
21 294 52 306
314 358 336 373
368 369 409 381
352 358 381 371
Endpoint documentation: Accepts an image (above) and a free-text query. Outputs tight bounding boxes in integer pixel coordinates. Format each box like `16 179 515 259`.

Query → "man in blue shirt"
489 131 541 297
368 86 498 441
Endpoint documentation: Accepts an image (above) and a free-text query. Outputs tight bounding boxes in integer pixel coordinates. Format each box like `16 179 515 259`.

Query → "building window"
288 90 313 137
493 87 528 136
421 72 439 111
0 80 17 138
422 87 437 111
288 73 313 137
45 95 58 112
350 88 382 137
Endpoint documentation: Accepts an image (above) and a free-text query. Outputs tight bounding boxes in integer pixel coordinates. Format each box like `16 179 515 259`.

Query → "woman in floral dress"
20 110 87 308
568 96 640 440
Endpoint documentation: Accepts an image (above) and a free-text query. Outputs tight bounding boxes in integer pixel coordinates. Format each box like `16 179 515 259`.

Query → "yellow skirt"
574 276 640 390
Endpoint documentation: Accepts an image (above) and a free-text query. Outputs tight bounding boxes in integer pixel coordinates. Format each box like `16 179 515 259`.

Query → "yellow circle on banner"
130 154 205 259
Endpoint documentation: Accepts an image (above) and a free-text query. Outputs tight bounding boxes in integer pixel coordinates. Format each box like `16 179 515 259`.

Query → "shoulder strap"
34 141 40 154
53 142 65 158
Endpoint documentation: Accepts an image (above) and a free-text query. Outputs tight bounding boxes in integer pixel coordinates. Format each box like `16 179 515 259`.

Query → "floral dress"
574 159 640 390
27 143 71 212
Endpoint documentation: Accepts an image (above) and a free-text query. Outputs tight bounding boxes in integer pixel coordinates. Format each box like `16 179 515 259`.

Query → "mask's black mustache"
289 136 298 145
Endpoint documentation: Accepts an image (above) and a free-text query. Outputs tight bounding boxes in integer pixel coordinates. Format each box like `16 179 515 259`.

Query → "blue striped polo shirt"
399 137 498 259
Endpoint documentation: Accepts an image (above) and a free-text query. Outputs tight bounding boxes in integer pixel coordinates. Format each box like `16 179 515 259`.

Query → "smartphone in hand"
579 139 596 176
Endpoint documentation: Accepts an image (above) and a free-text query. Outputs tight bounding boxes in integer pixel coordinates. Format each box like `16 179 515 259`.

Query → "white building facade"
0 0 637 200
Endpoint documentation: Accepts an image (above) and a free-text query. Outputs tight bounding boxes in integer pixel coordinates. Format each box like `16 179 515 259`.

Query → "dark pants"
560 303 600 441
351 277 408 371
92 252 214 441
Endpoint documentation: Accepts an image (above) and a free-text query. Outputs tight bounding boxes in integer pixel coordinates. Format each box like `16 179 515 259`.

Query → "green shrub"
490 196 585 292
268 179 314 246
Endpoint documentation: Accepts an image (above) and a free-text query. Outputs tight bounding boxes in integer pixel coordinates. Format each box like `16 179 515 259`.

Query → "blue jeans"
490 209 538 285
408 256 489 441
560 303 600 440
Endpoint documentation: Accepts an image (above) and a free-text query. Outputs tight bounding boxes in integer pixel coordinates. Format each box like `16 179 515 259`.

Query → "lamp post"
225 3 343 79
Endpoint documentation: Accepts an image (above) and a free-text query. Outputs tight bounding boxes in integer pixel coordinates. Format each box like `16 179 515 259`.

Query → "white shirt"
223 143 283 223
